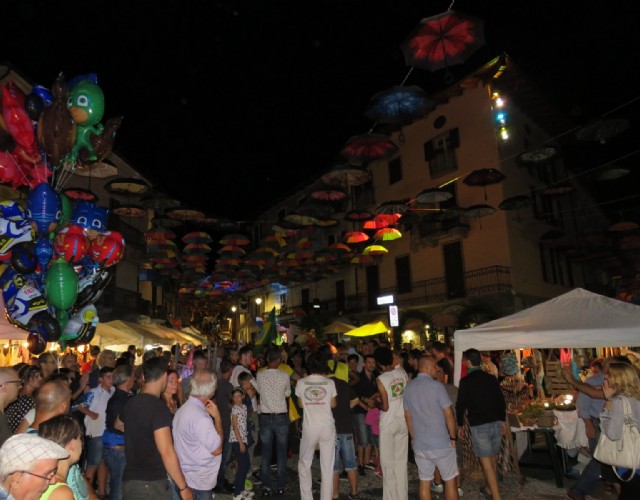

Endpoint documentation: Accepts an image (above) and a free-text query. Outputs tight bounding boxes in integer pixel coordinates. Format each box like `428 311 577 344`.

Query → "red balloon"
54 225 90 263
90 231 125 267
0 151 19 186
1 82 39 160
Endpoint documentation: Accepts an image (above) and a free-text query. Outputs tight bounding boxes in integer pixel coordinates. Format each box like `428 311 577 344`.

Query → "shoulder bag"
593 396 640 481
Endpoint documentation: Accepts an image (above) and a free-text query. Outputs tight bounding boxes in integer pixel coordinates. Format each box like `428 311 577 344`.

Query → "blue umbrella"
365 85 434 125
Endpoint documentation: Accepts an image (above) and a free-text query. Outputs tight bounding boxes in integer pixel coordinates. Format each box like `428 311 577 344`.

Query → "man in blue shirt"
404 355 459 499
567 358 606 500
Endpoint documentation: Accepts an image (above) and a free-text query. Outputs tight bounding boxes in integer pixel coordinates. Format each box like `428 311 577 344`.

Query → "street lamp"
255 297 262 305
231 306 238 342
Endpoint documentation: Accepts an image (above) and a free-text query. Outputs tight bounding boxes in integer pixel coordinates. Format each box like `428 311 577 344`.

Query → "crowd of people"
0 339 638 500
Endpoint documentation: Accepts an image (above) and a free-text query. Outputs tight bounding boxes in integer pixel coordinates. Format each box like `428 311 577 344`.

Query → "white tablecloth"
553 409 588 449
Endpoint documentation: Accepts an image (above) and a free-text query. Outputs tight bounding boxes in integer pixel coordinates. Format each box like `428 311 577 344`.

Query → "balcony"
277 265 511 318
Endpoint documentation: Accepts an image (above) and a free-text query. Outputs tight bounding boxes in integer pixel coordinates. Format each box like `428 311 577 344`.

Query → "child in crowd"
230 387 254 499
237 371 258 483
364 394 382 477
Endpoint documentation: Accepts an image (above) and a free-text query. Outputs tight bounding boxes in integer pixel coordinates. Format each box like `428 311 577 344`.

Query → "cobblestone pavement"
213 452 619 499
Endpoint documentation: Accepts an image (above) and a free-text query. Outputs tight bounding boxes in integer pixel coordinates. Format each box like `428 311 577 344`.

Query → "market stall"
453 288 640 386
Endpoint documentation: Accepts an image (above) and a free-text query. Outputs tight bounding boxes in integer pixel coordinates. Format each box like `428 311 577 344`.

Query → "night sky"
3 0 639 223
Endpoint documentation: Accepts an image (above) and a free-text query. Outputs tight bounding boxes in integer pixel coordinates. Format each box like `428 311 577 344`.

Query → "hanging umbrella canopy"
575 118 630 144
376 199 410 215
363 216 389 230
595 167 630 181
344 231 369 244
365 85 434 125
499 195 533 221
401 10 485 72
113 204 146 218
321 164 370 187
415 187 453 204
362 244 388 256
463 168 506 200
308 183 348 203
345 209 374 222
63 187 99 202
517 146 559 165
166 207 205 221
315 217 340 228
374 227 402 241
217 245 244 254
340 133 398 164
283 212 318 227
345 320 388 337
464 204 495 229
145 227 175 240
140 192 181 211
220 233 251 246
151 216 183 228
350 255 376 266
74 161 118 178
182 231 213 244
104 177 150 196
542 182 574 197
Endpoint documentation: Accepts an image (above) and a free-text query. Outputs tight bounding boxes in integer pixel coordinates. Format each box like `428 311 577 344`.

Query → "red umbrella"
401 10 485 73
309 183 348 203
344 231 369 244
340 133 398 164
463 168 506 200
345 209 374 222
220 233 251 246
63 187 99 202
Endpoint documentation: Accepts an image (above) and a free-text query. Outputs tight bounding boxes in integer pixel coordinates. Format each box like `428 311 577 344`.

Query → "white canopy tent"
454 288 640 386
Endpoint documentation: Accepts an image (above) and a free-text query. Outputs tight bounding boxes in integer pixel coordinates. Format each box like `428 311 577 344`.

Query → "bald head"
418 355 438 376
35 380 71 415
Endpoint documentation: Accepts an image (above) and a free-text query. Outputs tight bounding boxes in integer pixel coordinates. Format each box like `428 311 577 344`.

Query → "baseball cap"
0 434 69 475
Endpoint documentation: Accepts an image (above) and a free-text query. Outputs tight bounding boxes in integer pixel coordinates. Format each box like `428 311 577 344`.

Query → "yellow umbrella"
345 320 388 337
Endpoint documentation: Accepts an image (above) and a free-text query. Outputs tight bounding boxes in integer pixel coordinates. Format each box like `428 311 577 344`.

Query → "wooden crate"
544 361 573 396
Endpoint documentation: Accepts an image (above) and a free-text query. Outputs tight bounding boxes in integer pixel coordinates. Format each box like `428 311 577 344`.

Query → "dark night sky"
3 0 639 223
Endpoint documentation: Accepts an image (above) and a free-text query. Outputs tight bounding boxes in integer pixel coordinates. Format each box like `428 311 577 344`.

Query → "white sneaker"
458 487 464 497
242 491 255 499
430 482 444 493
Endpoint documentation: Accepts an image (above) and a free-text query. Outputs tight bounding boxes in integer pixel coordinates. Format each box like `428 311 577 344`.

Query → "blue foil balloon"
26 182 62 236
35 235 53 272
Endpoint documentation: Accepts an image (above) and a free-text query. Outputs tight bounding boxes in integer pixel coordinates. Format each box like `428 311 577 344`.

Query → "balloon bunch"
0 185 125 353
0 72 122 191
0 71 125 353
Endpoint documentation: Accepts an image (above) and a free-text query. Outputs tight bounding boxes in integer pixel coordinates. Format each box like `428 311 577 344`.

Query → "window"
301 288 310 307
277 208 286 221
395 256 412 294
388 157 402 185
335 280 345 312
539 245 573 286
279 293 287 305
424 128 459 178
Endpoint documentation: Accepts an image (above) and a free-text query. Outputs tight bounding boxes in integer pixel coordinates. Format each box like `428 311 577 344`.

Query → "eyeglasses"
17 468 57 481
1 380 23 387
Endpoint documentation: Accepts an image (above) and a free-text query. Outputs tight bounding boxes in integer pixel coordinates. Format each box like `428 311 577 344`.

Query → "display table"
510 409 586 488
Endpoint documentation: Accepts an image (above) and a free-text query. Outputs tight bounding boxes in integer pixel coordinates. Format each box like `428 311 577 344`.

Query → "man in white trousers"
295 352 337 500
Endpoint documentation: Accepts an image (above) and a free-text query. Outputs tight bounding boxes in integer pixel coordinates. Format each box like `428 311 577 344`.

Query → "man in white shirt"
256 348 291 496
296 353 337 500
78 366 115 498
375 347 409 500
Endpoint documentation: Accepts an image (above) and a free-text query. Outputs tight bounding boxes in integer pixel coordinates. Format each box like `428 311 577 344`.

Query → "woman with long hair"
600 362 640 498
5 364 42 432
162 369 182 415
38 414 87 500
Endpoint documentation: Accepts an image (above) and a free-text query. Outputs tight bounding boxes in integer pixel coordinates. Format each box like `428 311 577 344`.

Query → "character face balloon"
70 201 109 240
25 182 62 235
67 80 105 127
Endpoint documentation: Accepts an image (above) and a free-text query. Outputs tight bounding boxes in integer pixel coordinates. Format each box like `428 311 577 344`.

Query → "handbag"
593 396 640 481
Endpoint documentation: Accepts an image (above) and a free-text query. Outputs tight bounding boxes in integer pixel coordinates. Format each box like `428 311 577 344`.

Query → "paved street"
213 450 618 500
